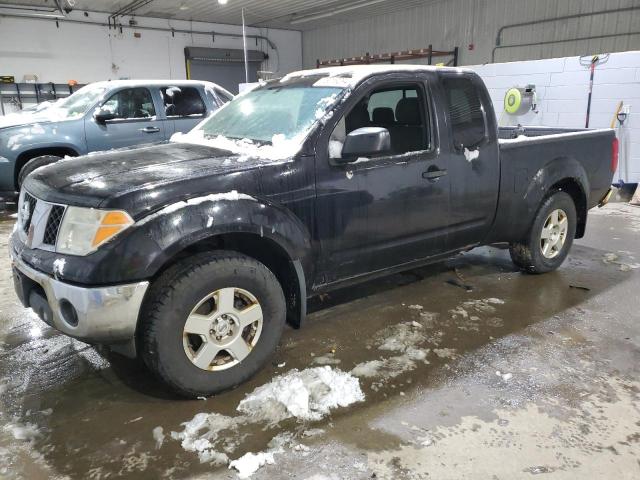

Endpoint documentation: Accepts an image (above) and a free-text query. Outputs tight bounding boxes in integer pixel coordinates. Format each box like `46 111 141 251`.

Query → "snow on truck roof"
88 79 224 88
282 64 473 87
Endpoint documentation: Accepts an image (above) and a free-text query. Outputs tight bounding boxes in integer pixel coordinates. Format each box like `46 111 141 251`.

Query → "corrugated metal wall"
302 0 640 68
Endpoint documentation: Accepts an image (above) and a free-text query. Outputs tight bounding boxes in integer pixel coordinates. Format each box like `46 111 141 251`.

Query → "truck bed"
485 125 616 244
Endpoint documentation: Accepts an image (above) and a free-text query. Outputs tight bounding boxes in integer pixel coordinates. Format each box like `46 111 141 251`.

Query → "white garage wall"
469 50 640 183
0 9 301 85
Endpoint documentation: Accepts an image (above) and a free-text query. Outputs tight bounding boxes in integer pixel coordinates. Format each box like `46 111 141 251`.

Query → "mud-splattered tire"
509 191 577 274
18 155 62 187
139 251 286 398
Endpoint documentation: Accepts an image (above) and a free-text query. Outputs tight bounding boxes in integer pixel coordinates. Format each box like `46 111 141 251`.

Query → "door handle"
139 126 160 133
422 167 448 181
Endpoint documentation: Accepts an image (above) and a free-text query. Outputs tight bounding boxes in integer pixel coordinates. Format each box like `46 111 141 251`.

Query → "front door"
85 87 165 151
314 75 450 286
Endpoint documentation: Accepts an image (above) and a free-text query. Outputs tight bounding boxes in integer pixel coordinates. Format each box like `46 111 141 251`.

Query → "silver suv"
0 79 232 192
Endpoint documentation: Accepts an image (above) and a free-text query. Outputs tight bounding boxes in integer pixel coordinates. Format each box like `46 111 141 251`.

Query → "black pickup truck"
10 65 616 397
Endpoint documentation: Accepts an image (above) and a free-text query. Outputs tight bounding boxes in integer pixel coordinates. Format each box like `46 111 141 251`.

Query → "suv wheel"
509 191 577 274
18 155 62 188
139 251 286 397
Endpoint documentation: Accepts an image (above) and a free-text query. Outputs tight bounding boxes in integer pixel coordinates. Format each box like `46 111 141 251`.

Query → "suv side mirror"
340 127 391 161
94 108 117 124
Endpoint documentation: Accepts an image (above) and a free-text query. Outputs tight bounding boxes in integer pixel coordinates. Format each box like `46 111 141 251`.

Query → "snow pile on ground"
3 420 40 443
350 321 432 390
152 426 165 449
237 366 364 423
229 450 277 478
170 412 241 465
448 298 505 332
228 432 306 478
168 367 362 476
312 353 341 365
602 251 640 271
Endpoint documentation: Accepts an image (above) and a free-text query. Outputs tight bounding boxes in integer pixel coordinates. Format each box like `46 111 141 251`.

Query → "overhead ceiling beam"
289 0 389 25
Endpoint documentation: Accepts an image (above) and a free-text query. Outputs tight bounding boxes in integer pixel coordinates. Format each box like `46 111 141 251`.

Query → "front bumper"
10 249 149 345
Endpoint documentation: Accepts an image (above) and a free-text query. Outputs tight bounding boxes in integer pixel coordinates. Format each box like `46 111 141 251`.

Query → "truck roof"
282 64 474 87
88 79 224 89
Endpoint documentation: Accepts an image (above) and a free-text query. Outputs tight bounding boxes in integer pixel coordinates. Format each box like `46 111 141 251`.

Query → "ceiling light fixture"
290 0 388 25
218 0 229 5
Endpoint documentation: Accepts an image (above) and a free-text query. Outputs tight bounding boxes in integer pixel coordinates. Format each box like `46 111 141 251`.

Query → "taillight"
611 137 619 173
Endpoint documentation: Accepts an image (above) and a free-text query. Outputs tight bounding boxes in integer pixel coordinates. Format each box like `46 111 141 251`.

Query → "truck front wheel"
509 191 577 274
139 251 286 397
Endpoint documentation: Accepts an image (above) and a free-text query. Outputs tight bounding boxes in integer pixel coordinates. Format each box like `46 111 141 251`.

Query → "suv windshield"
200 84 344 143
52 84 108 119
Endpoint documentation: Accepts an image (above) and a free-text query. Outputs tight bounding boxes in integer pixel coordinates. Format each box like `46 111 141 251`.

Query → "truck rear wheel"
509 191 577 274
139 251 286 397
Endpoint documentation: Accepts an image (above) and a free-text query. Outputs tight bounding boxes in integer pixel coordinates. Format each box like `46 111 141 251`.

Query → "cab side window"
442 76 485 149
329 84 429 158
101 88 156 120
162 87 206 117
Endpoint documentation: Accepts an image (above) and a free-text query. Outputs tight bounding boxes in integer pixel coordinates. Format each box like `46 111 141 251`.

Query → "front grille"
43 205 65 245
18 191 67 251
22 192 37 233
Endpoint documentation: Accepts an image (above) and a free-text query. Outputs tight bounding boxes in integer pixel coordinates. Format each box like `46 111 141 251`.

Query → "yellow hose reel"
504 85 537 115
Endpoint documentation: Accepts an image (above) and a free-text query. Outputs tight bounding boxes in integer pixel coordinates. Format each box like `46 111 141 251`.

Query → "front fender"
3 120 86 159
142 193 313 274
74 193 314 285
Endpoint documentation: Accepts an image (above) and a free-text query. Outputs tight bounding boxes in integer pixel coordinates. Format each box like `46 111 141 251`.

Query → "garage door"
185 47 266 94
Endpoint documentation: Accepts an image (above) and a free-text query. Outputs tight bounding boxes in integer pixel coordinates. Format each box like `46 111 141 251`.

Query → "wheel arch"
547 178 587 238
523 156 590 240
150 232 307 329
15 146 79 188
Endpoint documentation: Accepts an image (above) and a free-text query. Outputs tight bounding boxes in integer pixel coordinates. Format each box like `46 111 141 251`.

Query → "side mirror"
339 127 391 161
94 108 117 124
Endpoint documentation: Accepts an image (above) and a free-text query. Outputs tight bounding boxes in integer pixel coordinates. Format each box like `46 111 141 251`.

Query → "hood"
24 142 290 218
0 105 67 130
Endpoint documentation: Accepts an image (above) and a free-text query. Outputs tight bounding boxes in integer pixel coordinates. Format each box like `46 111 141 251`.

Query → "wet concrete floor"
0 201 638 479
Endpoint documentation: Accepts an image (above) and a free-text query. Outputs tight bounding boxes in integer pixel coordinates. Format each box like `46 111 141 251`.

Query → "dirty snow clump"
52 258 66 278
237 366 364 423
229 450 278 478
463 148 480 162
170 412 239 464
152 426 165 449
3 421 40 443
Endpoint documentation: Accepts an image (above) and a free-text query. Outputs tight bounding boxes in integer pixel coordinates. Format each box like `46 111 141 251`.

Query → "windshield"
52 84 108 119
200 85 344 143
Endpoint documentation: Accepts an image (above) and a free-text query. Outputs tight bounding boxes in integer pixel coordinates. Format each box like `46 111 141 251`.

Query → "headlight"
57 207 134 256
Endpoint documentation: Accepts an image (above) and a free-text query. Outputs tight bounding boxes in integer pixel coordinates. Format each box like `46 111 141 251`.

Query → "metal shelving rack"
316 45 459 68
0 82 86 115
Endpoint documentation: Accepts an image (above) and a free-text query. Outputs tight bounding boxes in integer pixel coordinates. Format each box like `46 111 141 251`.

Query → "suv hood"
24 142 290 218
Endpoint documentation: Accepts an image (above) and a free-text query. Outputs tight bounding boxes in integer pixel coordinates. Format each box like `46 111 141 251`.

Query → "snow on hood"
0 105 71 129
170 129 307 161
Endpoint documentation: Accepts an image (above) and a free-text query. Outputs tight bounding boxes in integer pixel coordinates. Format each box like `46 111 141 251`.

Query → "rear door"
85 87 165 151
314 74 450 284
438 73 500 250
160 86 208 137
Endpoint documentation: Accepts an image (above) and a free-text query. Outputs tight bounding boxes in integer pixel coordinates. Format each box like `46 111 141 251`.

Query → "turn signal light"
92 211 134 247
